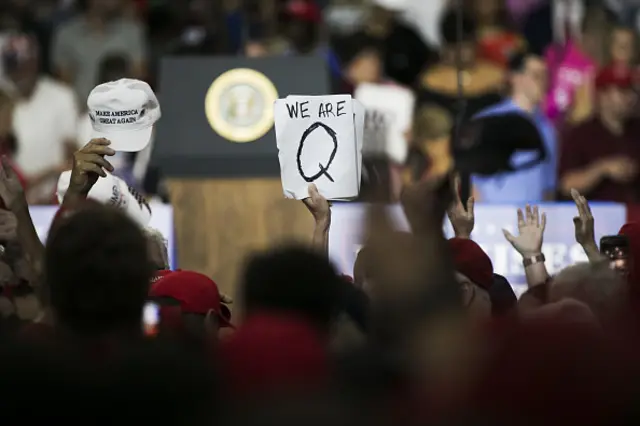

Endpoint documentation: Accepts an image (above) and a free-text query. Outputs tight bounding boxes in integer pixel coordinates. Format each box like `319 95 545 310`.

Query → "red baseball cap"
596 65 633 90
285 0 322 22
449 237 494 290
149 270 232 328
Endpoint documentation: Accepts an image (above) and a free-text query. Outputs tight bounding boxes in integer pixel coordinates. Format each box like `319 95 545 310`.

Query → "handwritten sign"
274 95 363 200
354 83 415 164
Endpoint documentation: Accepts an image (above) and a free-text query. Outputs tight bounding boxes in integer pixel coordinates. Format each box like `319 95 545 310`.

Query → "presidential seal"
204 68 278 143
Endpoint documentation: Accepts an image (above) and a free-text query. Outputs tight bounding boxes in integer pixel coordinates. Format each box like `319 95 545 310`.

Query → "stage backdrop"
328 202 626 293
28 203 176 269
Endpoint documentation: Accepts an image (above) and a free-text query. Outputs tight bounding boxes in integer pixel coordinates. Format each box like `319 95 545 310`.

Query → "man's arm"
0 159 45 287
558 126 606 196
559 162 608 196
302 184 330 255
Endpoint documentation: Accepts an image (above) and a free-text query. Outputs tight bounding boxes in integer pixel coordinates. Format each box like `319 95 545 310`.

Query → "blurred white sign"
274 95 363 200
29 203 175 268
355 83 415 164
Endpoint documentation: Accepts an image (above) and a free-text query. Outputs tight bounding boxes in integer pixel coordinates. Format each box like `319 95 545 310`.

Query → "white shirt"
12 77 79 200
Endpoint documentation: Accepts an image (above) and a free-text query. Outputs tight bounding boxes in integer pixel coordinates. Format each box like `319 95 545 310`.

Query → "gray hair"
550 261 626 323
144 227 169 268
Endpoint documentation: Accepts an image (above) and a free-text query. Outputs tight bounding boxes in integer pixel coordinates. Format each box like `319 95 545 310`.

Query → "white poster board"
354 83 415 164
274 95 363 200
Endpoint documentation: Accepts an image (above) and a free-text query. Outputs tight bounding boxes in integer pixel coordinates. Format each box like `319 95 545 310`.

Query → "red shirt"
558 118 640 202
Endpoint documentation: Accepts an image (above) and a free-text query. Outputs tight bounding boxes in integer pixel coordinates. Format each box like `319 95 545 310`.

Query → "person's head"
97 54 131 84
550 261 627 325
412 104 453 147
240 245 343 334
469 0 510 28
609 26 636 66
508 51 547 107
440 9 477 67
448 238 493 321
2 34 39 95
144 227 169 271
284 0 322 53
84 0 124 19
596 65 636 119
339 33 384 85
45 204 152 336
149 270 232 342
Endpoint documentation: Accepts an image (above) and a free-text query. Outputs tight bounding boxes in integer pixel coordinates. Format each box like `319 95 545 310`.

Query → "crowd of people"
3 0 640 204
1 133 640 423
1 0 640 422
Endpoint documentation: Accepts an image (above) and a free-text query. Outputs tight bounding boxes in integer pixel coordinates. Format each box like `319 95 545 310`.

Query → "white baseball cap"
56 171 152 227
87 78 161 152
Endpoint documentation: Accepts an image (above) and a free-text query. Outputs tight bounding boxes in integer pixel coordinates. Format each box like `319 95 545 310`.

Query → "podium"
152 56 330 297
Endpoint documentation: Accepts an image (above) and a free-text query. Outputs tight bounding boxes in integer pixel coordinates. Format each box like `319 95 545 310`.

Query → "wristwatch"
523 253 545 267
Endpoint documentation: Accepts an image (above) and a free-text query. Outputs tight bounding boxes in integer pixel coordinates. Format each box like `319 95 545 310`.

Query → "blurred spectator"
472 51 557 203
144 227 169 271
471 0 525 67
418 9 503 126
239 245 344 333
549 261 627 326
52 0 147 102
45 204 152 337
149 270 232 343
220 245 341 396
0 92 22 174
168 0 230 56
281 0 323 55
542 5 608 126
403 104 453 185
449 237 494 321
607 24 637 68
332 32 384 94
2 34 78 204
558 65 640 202
361 3 435 87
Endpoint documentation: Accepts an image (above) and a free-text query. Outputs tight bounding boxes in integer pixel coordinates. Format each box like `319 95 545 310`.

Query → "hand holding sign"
275 95 363 200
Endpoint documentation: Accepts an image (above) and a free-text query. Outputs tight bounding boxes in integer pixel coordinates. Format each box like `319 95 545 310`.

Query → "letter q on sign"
296 122 338 183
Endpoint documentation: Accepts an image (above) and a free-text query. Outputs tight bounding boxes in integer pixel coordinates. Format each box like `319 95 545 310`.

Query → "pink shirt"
544 40 596 122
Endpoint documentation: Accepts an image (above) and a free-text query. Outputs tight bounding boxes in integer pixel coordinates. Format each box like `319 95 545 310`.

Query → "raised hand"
0 209 17 241
503 204 547 257
302 184 331 225
68 138 115 196
447 175 474 238
0 156 26 211
570 188 602 262
571 188 595 247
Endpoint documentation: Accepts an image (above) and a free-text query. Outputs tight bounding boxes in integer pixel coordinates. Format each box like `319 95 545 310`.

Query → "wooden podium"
152 56 330 297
